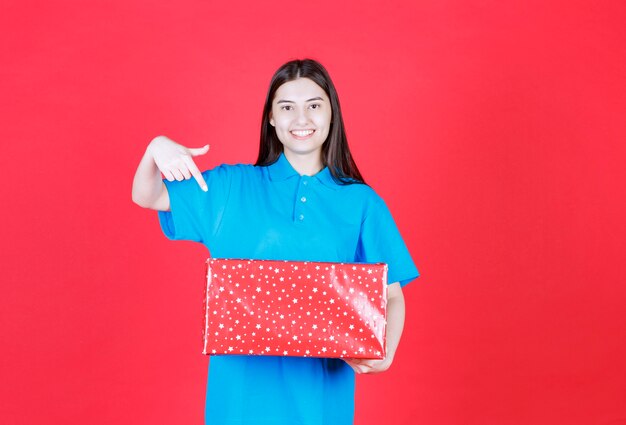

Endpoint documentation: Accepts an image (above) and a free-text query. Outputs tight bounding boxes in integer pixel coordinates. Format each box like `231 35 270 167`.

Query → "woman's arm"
131 136 209 211
343 282 405 374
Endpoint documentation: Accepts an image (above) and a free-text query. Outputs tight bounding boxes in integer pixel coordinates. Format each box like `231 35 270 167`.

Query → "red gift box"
203 258 388 359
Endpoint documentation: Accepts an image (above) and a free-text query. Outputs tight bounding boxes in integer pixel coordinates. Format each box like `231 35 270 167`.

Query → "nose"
296 107 310 125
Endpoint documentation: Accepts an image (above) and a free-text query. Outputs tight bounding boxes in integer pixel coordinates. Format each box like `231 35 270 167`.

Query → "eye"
309 103 321 110
280 105 293 111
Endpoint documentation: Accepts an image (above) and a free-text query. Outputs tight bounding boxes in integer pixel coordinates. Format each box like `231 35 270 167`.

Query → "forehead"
273 78 328 102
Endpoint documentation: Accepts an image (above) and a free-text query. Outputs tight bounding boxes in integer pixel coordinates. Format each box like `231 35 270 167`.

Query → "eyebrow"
276 97 325 104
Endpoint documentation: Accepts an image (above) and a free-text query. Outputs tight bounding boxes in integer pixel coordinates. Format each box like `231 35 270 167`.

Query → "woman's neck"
283 151 323 176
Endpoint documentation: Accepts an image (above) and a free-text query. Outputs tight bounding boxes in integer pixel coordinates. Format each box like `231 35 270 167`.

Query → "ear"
269 112 275 127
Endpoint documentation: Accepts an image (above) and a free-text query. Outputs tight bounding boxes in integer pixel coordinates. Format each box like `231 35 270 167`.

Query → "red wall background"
1 1 625 424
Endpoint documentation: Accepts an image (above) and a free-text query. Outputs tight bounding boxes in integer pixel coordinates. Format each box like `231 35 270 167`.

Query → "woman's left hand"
343 356 394 374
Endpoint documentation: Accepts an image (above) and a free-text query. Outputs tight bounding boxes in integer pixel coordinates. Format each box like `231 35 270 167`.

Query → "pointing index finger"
183 155 208 192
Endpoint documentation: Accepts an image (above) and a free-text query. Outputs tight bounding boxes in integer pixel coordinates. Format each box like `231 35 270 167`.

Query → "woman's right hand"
148 135 209 191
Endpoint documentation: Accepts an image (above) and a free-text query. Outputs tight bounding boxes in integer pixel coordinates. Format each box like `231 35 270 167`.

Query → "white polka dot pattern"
202 258 388 359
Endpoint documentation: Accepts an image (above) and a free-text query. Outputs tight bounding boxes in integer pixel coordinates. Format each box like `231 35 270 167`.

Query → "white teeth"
291 130 314 137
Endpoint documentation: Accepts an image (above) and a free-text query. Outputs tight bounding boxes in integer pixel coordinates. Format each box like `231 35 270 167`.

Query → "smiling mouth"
290 129 315 138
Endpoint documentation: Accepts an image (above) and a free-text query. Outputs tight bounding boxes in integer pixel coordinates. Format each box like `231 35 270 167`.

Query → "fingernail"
202 185 208 192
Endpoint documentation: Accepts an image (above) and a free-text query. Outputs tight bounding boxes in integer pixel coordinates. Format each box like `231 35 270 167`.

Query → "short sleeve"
158 165 234 245
356 194 420 287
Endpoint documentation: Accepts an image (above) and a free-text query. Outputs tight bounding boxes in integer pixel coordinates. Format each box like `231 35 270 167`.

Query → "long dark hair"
255 59 365 185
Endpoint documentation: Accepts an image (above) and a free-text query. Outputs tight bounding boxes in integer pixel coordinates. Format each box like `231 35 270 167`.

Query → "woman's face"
269 77 332 163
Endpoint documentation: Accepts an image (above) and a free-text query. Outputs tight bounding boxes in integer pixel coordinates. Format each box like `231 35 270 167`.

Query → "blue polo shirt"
158 153 419 425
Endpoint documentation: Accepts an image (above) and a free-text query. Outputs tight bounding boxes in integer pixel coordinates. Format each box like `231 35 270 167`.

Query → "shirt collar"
314 166 340 190
268 153 340 190
268 152 299 181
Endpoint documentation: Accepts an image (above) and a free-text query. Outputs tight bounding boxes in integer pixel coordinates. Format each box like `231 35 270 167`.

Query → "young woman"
132 59 419 425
